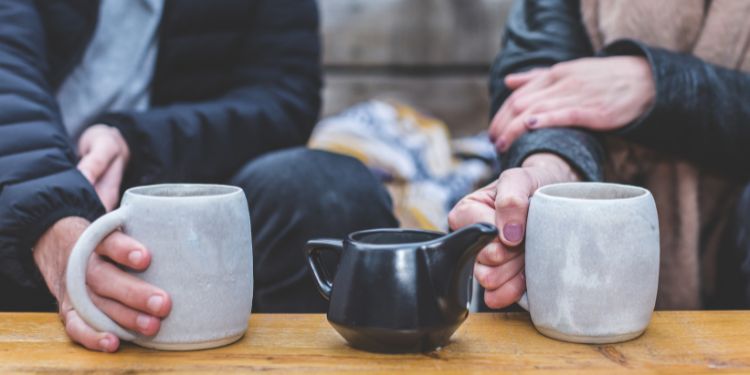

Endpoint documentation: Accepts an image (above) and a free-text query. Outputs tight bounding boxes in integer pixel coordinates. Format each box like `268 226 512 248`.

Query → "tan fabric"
580 0 750 309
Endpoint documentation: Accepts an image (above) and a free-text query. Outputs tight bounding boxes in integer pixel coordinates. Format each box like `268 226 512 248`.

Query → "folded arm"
0 0 104 301
99 0 322 187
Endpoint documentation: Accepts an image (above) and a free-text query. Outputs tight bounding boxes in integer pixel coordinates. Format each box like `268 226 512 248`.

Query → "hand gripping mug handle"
65 207 137 340
304 239 343 300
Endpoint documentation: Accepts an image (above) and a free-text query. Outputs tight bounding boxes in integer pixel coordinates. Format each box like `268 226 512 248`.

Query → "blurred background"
319 0 512 137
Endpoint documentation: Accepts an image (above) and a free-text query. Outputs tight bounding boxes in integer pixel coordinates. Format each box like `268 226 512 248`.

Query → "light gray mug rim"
126 183 242 199
534 182 649 202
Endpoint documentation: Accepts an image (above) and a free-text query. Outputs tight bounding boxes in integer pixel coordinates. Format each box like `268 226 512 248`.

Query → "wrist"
521 153 581 184
33 217 90 300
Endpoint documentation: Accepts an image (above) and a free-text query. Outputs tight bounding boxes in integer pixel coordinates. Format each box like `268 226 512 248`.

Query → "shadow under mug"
518 182 660 344
66 184 254 350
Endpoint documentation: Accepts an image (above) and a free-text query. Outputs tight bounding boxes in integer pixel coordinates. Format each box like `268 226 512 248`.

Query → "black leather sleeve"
603 40 750 180
490 0 604 181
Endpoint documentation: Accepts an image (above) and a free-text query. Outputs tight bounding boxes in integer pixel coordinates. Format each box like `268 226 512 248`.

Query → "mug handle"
65 207 137 340
304 239 343 300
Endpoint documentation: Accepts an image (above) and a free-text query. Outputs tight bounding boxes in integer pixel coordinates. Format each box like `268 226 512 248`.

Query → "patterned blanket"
309 100 499 231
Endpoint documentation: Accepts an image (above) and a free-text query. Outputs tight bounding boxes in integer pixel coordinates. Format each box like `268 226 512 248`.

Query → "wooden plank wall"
319 0 513 136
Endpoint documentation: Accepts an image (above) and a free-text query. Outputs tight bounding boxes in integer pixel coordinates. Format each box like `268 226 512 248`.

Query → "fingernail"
147 295 164 314
525 116 538 128
503 223 524 243
136 314 151 330
128 250 143 265
99 337 112 351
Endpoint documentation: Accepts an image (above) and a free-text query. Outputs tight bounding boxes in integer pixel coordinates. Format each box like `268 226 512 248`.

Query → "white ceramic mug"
518 182 659 344
66 184 254 350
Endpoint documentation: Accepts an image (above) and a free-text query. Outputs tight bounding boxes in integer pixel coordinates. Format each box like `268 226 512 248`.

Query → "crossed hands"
33 125 170 352
488 56 654 153
452 56 655 309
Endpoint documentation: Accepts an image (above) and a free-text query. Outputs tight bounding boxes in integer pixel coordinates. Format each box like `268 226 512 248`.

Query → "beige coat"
580 0 750 309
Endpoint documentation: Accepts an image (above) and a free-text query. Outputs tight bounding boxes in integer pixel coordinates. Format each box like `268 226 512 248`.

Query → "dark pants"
708 182 750 309
737 184 750 307
229 148 398 312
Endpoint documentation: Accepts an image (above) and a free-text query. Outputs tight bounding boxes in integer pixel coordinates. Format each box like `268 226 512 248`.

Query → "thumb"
494 168 539 247
77 142 116 185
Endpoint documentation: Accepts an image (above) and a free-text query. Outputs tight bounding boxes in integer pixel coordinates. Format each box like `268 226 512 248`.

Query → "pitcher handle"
65 207 137 340
304 239 343 300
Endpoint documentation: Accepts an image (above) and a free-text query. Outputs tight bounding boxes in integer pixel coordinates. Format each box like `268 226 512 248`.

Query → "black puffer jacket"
493 0 750 182
0 0 320 310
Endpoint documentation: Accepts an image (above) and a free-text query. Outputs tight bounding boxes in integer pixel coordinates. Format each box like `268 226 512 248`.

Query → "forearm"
32 217 89 301
0 1 104 292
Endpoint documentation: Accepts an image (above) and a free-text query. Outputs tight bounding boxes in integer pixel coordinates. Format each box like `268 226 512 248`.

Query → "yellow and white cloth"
309 100 499 231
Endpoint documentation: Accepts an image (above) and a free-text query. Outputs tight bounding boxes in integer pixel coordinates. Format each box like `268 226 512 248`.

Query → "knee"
231 148 397 228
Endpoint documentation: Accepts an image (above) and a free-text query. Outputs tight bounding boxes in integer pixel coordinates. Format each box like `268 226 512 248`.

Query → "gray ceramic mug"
518 182 659 344
66 184 254 350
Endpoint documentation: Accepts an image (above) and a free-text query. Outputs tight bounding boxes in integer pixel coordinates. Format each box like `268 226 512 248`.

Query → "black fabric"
506 129 603 181
0 0 320 309
230 148 399 312
489 0 603 180
739 184 750 307
602 40 750 180
492 0 750 183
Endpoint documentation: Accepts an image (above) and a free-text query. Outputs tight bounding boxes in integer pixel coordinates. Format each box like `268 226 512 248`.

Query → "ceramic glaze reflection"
522 182 659 344
66 184 254 350
305 223 497 353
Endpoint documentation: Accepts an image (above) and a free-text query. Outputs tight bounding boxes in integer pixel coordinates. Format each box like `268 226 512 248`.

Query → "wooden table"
1 312 748 374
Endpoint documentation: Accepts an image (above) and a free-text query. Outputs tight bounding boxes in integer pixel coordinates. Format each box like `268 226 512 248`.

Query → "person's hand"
448 153 580 308
77 125 130 211
489 56 655 152
33 217 172 352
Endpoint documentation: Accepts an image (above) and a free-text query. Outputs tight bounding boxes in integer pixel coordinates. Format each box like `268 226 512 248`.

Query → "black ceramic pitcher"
304 223 497 353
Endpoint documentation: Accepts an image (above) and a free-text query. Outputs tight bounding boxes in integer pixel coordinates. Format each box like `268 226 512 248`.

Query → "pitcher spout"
423 223 498 316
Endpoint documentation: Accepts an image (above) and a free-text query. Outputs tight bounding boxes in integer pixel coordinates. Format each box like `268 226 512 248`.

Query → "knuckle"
549 64 566 78
476 270 494 289
508 100 524 115
508 276 526 300
483 245 506 265
122 285 142 306
86 260 108 284
447 208 462 230
496 193 530 211
498 167 526 182
102 234 127 258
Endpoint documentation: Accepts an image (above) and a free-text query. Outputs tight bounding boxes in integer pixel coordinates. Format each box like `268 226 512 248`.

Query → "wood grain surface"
1 312 749 374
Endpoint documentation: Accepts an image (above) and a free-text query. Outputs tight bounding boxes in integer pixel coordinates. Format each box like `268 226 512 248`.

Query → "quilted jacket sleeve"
0 1 104 301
